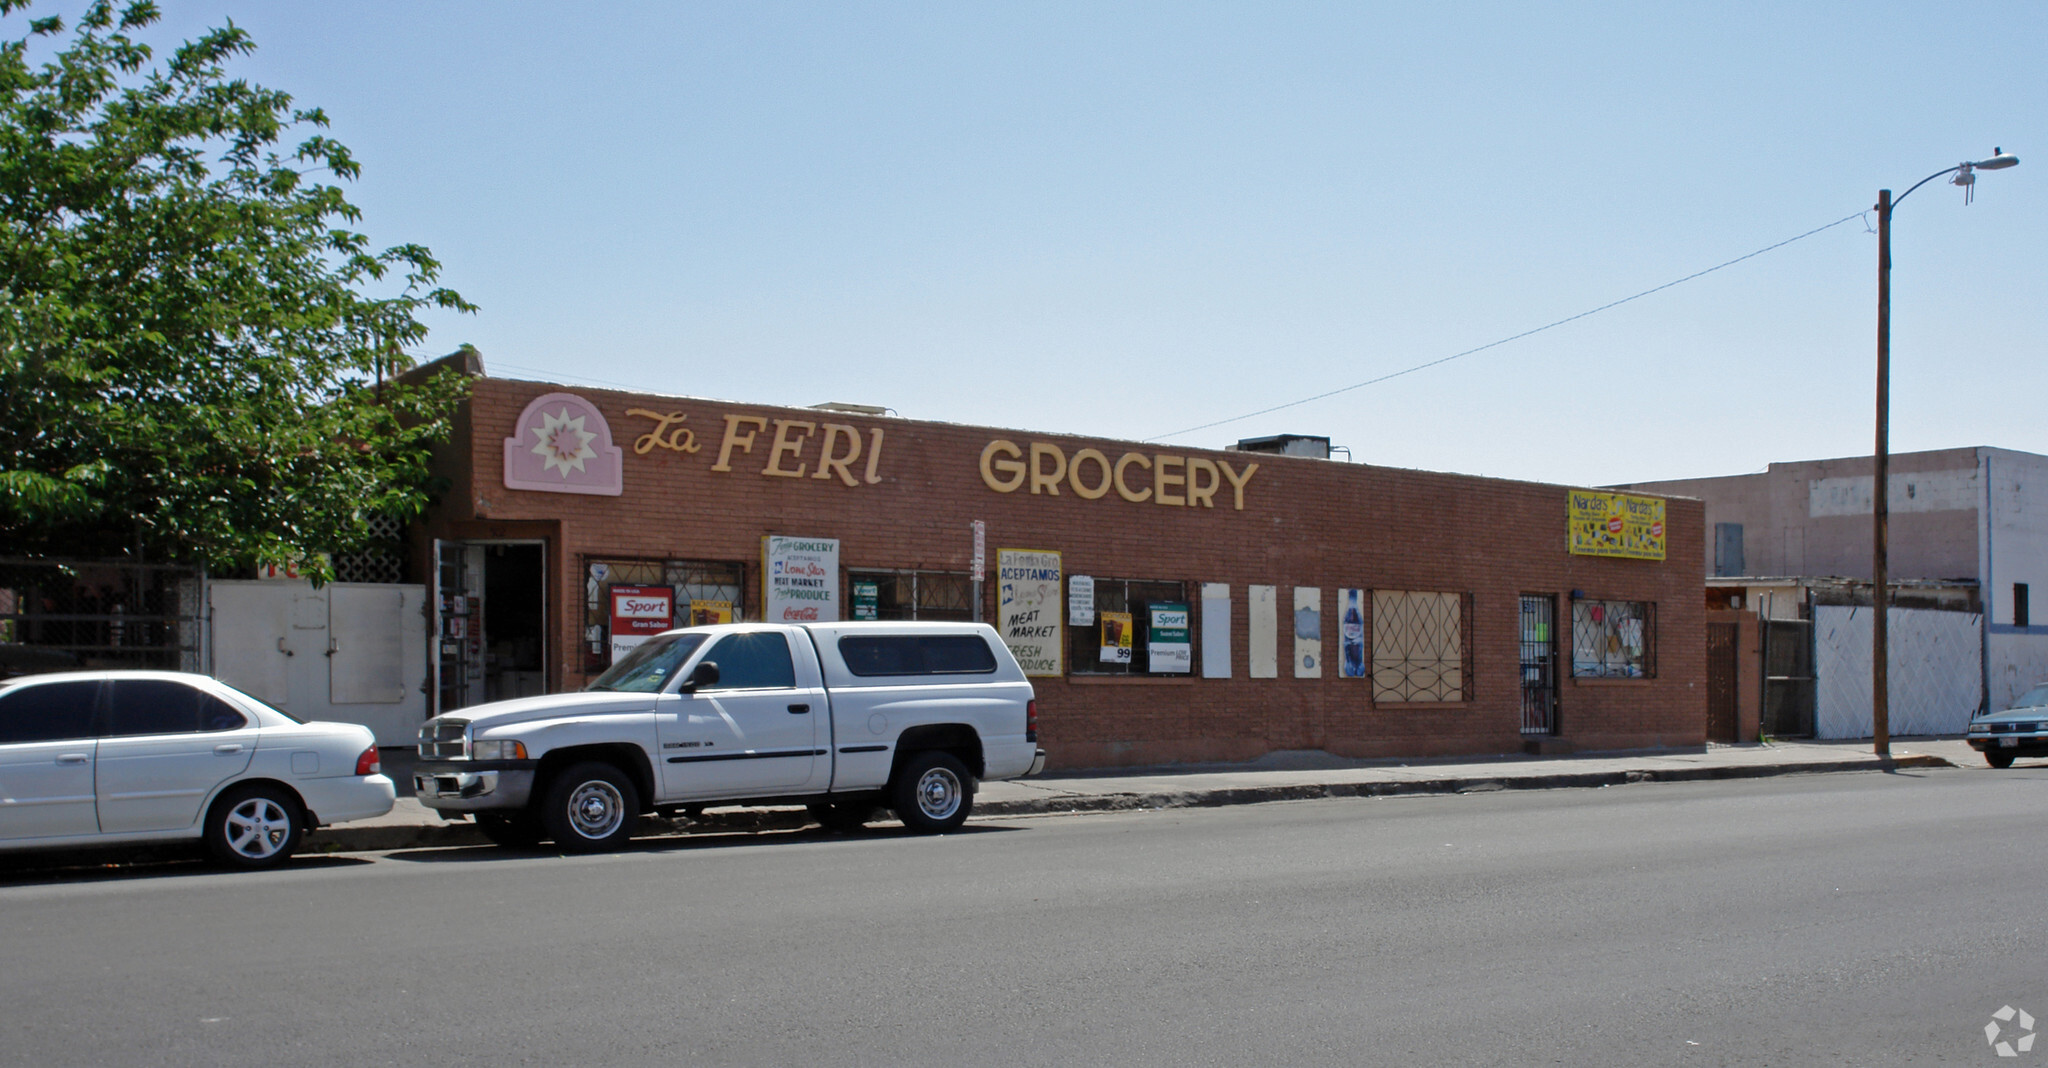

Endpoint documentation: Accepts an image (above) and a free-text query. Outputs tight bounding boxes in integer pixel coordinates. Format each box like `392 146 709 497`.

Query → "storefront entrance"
434 541 547 712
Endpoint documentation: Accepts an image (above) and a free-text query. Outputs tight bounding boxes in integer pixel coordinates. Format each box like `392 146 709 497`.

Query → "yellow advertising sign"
1567 490 1667 560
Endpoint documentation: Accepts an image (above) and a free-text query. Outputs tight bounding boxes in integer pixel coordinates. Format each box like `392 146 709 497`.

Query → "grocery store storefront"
415 373 1705 769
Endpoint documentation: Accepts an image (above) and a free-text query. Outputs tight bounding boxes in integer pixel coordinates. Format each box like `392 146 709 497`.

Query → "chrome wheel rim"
915 766 962 821
566 779 627 840
225 797 292 860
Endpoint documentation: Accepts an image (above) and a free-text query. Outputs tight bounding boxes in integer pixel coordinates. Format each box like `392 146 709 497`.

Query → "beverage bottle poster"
1340 588 1366 678
1099 611 1133 663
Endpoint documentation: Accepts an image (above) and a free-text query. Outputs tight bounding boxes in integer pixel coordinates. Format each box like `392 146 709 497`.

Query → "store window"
1067 578 1188 676
1572 599 1654 678
1371 591 1471 702
846 570 973 622
581 557 748 672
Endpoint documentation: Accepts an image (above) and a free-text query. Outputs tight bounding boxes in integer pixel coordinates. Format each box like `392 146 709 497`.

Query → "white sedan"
0 670 396 869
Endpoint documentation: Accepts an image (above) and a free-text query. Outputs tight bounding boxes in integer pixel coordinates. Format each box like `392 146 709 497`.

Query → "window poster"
1293 587 1322 678
1339 588 1366 678
1248 584 1278 678
608 584 674 664
762 535 841 622
852 580 880 621
997 549 1063 676
1200 583 1232 679
1069 575 1096 626
1147 602 1192 674
1099 611 1133 663
687 599 733 626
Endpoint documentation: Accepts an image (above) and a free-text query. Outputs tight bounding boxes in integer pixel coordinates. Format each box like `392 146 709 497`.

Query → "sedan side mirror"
678 661 720 693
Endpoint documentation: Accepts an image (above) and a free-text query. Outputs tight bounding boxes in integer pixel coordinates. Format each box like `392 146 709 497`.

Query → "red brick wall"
420 378 1706 768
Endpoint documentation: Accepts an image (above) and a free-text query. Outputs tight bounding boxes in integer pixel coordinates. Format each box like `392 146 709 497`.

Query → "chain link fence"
0 558 204 678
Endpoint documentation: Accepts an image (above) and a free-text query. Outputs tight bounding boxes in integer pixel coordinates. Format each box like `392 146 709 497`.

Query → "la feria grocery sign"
505 392 1258 511
979 440 1260 510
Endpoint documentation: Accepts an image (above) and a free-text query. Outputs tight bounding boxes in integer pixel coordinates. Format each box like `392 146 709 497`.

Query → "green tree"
0 0 473 579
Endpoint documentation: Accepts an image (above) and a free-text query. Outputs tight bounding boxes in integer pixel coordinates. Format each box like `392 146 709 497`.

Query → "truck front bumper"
413 760 537 813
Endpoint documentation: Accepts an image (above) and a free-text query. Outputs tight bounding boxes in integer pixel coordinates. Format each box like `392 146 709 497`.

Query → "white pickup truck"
413 621 1046 850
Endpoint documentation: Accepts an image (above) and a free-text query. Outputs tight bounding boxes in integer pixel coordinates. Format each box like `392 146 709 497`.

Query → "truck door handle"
788 704 810 714
55 753 89 766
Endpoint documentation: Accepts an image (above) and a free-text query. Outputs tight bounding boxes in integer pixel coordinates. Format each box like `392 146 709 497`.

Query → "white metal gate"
1814 604 1981 739
208 579 428 745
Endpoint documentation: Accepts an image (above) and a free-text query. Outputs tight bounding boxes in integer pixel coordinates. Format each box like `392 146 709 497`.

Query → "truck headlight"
471 739 528 761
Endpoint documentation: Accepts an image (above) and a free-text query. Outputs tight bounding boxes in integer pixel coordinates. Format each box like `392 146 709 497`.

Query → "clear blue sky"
19 2 2047 486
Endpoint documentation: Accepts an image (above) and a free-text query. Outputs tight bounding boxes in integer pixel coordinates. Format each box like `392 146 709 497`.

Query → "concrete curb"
302 753 1953 854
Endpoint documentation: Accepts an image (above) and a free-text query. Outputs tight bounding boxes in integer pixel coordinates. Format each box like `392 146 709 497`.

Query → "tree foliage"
0 0 472 578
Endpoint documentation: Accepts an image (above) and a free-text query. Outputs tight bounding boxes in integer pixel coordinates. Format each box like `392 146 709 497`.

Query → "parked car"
1966 683 2048 768
415 621 1044 851
0 670 395 869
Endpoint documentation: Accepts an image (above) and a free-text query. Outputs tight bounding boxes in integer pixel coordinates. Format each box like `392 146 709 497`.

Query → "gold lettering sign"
629 408 886 486
625 409 702 455
980 439 1257 510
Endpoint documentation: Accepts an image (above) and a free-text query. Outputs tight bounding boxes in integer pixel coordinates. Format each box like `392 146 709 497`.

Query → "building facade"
1624 446 2048 733
415 373 1706 768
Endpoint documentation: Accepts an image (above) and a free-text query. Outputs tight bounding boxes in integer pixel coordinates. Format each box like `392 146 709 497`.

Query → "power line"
1147 210 1870 443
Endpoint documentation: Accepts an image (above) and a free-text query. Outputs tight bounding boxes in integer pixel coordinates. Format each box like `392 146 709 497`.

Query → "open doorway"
435 541 547 712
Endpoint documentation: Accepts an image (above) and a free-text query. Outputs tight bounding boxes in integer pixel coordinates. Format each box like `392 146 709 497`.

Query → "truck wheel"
892 751 973 834
808 801 877 832
1986 750 2017 769
475 812 545 849
540 762 640 852
205 784 303 870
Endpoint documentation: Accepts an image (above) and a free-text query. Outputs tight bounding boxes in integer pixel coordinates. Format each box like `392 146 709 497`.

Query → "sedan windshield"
2015 684 2048 710
587 632 707 693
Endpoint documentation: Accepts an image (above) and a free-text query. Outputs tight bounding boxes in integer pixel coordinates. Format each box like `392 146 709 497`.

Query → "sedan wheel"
205 785 303 870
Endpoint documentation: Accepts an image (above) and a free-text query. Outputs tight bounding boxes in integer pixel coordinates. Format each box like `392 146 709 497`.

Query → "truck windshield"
587 633 708 693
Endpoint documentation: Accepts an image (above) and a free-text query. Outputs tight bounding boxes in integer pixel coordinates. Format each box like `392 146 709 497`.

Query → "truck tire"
808 801 877 832
540 761 640 852
475 812 545 849
892 751 973 834
205 783 303 870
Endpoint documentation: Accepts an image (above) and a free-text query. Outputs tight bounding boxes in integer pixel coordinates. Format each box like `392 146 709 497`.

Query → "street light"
1871 147 2019 757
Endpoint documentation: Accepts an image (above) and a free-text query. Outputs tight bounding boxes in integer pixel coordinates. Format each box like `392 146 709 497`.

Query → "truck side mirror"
679 660 720 693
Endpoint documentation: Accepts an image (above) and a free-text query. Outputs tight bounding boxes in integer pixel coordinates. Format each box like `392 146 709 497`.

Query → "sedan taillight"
355 745 380 776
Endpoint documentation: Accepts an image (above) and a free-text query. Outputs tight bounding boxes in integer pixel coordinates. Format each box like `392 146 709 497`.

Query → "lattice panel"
1372 590 1465 702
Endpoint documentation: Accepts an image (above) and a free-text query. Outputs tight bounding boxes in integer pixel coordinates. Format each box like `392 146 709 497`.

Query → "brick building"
416 371 1706 769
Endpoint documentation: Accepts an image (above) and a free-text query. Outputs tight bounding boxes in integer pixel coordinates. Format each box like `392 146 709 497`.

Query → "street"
2 764 2044 1066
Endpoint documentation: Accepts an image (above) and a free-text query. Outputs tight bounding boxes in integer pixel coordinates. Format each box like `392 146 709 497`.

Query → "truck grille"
420 719 470 759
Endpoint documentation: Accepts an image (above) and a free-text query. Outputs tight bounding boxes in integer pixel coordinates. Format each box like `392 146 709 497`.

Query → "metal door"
1519 595 1558 735
1762 618 1815 737
1706 622 1739 742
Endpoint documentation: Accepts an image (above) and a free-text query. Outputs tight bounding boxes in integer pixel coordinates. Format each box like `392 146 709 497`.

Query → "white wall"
1982 449 2048 711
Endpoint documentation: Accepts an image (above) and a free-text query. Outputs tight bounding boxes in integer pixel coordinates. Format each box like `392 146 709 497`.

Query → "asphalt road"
3 764 2045 1067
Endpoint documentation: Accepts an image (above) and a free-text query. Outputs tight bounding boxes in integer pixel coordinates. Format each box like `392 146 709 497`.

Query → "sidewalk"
307 737 1980 854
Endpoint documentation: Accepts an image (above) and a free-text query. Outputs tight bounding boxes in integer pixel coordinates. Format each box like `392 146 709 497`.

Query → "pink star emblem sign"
503 392 623 496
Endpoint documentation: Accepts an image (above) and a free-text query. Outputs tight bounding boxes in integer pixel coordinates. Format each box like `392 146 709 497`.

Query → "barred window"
581 557 748 672
1371 591 1471 702
1068 578 1187 676
1572 599 1654 678
847 570 973 622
